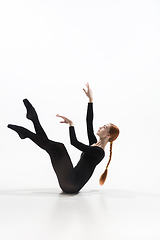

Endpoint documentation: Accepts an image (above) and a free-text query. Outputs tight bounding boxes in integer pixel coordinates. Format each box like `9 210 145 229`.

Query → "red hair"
109 124 120 142
99 124 119 186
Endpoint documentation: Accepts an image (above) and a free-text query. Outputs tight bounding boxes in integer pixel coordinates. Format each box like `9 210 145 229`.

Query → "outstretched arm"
83 83 97 145
56 114 100 157
83 82 93 103
56 114 74 126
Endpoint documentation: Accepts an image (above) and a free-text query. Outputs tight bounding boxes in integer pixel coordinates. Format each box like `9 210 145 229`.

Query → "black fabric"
8 102 105 194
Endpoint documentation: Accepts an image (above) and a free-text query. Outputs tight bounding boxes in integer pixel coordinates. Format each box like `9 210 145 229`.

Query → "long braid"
106 141 113 169
99 142 113 185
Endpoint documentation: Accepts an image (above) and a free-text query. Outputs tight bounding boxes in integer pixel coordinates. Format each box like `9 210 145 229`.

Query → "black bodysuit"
68 103 105 192
8 102 105 194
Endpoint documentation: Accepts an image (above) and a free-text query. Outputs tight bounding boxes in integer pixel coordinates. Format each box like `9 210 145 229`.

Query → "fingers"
56 114 65 120
85 82 89 89
56 114 62 118
56 114 64 121
83 83 89 94
83 88 87 94
56 114 65 118
83 83 89 89
56 114 70 124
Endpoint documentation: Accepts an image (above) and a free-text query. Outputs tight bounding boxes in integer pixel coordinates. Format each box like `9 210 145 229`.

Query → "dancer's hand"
83 83 93 102
56 114 74 126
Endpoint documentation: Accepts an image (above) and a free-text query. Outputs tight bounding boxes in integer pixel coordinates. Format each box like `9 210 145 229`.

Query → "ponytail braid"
99 141 113 185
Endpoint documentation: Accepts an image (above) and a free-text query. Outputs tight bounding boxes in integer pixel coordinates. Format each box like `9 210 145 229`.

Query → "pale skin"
56 83 111 150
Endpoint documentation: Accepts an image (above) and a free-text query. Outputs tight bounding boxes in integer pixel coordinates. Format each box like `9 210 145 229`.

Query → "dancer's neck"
92 139 109 150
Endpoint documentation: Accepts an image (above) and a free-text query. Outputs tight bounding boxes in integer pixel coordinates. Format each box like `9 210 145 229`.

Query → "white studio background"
0 0 160 191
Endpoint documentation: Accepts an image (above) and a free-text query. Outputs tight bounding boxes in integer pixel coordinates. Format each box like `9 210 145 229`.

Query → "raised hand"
83 83 93 102
56 114 74 126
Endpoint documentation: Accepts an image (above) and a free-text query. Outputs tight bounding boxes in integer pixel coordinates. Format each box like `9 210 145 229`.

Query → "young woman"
8 83 119 194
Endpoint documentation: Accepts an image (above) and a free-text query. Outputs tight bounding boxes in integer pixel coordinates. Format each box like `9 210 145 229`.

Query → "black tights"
8 99 78 194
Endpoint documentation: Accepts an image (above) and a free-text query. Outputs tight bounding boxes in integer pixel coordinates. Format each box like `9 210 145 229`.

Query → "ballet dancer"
8 83 119 194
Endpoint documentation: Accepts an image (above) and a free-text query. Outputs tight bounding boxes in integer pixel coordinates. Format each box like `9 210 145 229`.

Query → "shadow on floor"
0 188 160 198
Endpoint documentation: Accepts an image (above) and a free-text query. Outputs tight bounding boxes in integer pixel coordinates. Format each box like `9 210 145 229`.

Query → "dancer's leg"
23 99 48 139
7 124 68 155
7 124 76 192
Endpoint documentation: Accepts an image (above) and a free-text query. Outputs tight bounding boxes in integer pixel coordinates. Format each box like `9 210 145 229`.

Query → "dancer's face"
96 123 111 139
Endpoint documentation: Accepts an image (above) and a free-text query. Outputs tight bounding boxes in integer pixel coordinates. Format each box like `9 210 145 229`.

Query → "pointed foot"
8 124 27 139
23 99 38 121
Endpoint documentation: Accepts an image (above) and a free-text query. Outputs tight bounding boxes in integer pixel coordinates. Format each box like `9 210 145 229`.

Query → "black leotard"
69 103 105 191
8 102 105 194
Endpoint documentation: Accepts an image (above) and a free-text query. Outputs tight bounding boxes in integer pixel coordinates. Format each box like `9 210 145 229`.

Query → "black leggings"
8 100 79 194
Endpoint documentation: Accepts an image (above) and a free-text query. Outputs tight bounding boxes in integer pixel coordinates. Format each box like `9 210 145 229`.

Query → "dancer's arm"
56 114 103 157
83 82 93 103
86 103 97 145
69 126 103 157
83 83 97 145
56 114 74 126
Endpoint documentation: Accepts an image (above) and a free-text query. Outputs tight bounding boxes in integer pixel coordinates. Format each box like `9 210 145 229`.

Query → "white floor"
0 188 160 240
1 160 160 240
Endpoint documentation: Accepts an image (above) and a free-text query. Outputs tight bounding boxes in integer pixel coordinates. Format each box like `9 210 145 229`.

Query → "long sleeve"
86 103 97 145
69 126 102 158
